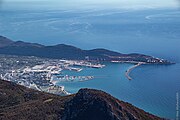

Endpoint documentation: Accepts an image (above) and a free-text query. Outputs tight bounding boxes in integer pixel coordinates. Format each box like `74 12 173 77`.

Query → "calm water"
0 8 180 119
57 63 180 119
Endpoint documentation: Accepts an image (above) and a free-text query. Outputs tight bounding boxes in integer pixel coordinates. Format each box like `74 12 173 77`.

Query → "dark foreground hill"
0 80 163 120
0 35 172 64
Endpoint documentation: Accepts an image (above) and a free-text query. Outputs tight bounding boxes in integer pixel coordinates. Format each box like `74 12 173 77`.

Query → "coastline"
125 62 144 80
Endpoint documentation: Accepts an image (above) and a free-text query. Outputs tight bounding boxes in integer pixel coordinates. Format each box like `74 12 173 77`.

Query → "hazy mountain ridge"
0 79 164 120
0 36 172 64
0 36 14 47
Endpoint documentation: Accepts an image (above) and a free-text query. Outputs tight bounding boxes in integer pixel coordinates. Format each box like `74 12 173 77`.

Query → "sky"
1 0 180 10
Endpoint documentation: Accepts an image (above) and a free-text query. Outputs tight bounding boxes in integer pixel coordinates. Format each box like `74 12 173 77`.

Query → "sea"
0 7 180 119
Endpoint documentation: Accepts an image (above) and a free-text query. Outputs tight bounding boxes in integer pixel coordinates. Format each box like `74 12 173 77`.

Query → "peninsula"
0 36 173 64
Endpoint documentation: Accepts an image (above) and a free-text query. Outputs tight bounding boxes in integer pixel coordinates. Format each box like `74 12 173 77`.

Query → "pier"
125 62 144 80
55 75 94 82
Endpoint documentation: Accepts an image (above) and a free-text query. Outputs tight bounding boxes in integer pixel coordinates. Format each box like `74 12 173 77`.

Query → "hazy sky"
1 0 180 10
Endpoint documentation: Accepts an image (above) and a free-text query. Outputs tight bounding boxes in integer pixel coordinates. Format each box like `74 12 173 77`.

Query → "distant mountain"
0 79 163 120
0 36 14 47
7 41 44 48
0 36 172 64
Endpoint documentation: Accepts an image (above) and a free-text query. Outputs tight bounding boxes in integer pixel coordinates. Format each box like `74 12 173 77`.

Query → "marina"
54 75 94 82
0 55 105 95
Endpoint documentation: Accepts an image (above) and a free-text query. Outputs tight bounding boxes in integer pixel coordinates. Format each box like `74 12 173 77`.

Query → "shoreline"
125 62 144 80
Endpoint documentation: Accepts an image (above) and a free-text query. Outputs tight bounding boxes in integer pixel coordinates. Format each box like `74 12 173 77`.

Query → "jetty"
55 75 94 82
125 62 144 80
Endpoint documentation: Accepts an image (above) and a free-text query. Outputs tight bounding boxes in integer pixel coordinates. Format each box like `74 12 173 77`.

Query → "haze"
1 0 180 10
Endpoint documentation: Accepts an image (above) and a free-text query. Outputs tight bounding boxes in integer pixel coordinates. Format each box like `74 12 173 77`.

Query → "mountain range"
0 36 172 64
0 79 164 120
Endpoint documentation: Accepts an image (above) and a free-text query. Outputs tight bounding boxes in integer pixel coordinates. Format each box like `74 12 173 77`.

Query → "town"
0 55 105 95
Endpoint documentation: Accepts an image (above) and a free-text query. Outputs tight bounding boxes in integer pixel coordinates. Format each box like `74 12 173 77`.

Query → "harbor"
53 75 94 82
0 55 105 95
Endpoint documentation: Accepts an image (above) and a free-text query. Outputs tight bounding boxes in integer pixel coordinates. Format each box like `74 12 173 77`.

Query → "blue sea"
0 7 180 119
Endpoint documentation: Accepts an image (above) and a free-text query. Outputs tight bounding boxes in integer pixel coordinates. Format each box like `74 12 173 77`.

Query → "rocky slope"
0 80 164 120
62 89 164 120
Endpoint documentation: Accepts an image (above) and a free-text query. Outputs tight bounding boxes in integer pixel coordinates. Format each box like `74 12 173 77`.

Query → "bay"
0 8 180 119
